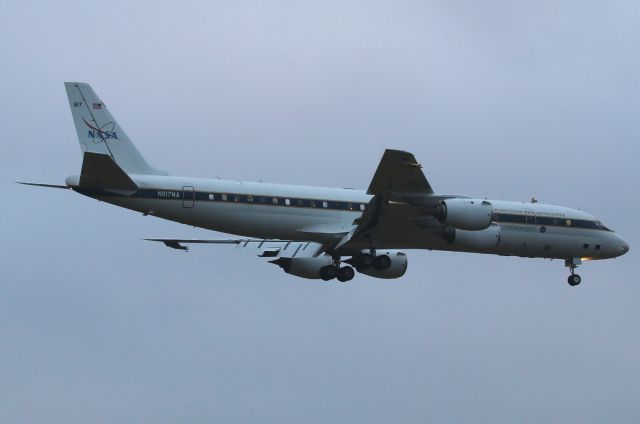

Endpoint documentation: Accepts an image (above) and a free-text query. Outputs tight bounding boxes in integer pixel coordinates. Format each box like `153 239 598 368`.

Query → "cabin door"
182 186 195 208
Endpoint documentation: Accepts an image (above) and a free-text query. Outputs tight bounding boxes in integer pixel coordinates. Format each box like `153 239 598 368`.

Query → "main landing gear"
336 266 355 282
565 258 582 286
319 251 393 283
350 252 392 272
319 264 355 282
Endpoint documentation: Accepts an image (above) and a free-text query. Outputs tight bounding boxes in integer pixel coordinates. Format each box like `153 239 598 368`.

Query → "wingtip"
384 148 413 155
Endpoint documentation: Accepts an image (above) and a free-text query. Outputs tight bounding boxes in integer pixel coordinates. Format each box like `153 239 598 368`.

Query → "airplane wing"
335 149 456 250
145 238 325 258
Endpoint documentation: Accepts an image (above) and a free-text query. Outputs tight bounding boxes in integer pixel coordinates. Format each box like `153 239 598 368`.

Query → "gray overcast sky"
1 1 639 422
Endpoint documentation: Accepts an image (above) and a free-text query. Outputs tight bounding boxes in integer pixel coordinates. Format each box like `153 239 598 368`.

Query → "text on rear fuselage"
157 190 180 199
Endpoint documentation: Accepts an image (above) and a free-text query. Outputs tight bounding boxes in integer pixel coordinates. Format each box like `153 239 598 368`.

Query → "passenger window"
583 243 589 249
322 201 328 208
272 198 279 205
360 204 366 211
233 194 240 202
259 197 266 203
595 244 601 250
221 194 228 201
247 195 253 203
566 219 572 226
310 200 316 207
208 194 215 200
526 216 536 225
285 199 291 206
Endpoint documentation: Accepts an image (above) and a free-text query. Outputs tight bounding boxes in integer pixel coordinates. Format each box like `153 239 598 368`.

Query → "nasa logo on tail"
82 117 119 141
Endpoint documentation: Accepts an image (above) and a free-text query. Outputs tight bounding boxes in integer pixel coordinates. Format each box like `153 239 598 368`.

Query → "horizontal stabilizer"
17 182 69 189
79 152 138 194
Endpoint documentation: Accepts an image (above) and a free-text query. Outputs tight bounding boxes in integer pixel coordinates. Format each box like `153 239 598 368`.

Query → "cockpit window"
563 219 613 231
593 221 612 231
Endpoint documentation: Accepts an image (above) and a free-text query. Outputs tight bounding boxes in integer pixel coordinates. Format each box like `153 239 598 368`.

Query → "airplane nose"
620 238 630 255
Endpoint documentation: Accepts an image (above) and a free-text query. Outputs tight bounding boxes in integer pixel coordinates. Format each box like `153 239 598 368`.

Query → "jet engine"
356 251 408 279
270 255 334 279
435 198 492 231
447 224 501 250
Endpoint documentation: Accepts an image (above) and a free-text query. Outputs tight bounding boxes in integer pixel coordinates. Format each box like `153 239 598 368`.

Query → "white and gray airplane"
22 82 629 286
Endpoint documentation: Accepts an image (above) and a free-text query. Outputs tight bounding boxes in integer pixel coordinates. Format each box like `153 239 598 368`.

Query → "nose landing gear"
565 258 582 286
568 274 582 286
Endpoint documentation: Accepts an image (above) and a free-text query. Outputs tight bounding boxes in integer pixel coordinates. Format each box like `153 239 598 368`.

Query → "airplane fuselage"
68 174 629 262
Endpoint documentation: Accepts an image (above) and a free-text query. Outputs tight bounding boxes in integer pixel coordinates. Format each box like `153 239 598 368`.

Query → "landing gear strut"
565 258 582 286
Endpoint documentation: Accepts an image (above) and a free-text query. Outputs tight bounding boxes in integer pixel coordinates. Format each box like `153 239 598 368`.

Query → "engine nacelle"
435 198 492 231
358 251 408 279
271 255 334 279
448 224 501 250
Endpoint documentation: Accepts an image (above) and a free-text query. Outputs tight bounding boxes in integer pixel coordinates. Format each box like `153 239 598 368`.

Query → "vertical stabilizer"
64 82 165 175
